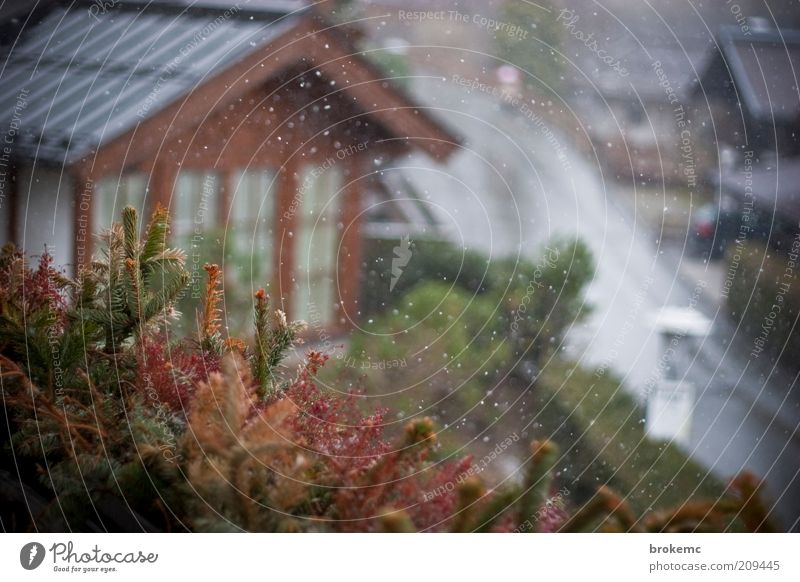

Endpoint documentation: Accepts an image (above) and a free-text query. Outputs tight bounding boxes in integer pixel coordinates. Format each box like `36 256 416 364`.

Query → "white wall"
15 163 75 270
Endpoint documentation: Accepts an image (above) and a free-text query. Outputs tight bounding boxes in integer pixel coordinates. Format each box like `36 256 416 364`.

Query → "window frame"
293 163 343 327
227 167 278 287
93 172 147 230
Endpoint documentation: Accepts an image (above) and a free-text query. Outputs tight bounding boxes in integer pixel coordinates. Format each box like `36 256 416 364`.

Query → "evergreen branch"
121 206 139 263
253 289 270 398
451 476 485 532
143 271 189 323
125 258 144 337
472 488 519 533
140 203 170 264
199 263 223 354
517 440 558 527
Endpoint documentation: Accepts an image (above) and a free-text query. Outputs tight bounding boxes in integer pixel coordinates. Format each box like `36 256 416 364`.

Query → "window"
173 171 219 239
94 173 147 231
173 170 220 261
228 168 277 286
294 164 342 327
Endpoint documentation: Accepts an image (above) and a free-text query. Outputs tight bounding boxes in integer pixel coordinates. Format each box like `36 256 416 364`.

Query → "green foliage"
0 205 304 531
323 0 359 23
534 360 726 514
506 236 595 363
252 289 304 398
342 237 752 523
726 239 800 369
363 49 411 89
360 279 508 359
0 207 195 529
0 245 91 398
354 236 594 380
77 205 189 352
495 0 564 91
518 440 559 523
0 209 779 533
361 238 491 315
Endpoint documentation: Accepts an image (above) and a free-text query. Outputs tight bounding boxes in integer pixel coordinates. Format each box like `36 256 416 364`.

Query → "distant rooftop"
711 25 800 122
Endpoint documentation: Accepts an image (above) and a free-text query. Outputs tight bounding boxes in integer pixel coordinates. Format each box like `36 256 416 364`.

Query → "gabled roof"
0 0 458 167
695 25 800 123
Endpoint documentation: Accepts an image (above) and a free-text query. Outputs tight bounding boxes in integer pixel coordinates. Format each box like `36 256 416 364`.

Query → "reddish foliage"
491 512 517 532
137 336 220 413
409 455 475 530
280 352 468 531
537 503 569 532
27 253 66 313
284 353 390 470
0 251 67 328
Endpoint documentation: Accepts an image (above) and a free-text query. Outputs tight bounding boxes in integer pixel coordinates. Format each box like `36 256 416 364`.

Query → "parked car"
689 202 739 260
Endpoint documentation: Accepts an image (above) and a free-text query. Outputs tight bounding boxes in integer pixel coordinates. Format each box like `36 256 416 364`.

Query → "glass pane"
295 164 342 326
174 171 218 237
230 168 275 283
174 172 196 237
93 178 116 230
197 173 218 229
124 174 147 228
295 276 312 323
93 173 146 234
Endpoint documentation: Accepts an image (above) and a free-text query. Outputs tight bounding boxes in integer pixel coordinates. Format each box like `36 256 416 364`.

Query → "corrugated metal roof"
0 1 304 164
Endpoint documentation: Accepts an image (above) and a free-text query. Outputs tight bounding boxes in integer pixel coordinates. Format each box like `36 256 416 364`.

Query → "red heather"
20 252 67 328
137 336 220 413
281 352 469 531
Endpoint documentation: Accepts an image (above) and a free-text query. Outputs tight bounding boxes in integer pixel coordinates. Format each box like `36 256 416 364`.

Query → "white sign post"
646 307 711 448
646 379 695 446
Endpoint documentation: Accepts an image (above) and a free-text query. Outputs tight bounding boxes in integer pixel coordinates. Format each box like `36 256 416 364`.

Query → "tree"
494 0 564 92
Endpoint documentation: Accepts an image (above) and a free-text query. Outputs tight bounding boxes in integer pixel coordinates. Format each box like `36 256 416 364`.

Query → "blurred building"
692 23 800 252
0 0 457 330
693 23 800 166
564 0 800 187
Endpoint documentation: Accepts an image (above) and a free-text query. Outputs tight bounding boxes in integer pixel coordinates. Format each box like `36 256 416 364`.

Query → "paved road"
398 74 800 530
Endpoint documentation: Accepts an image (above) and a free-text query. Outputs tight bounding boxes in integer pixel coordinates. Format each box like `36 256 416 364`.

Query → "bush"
535 361 725 515
726 239 800 369
345 280 513 422
360 238 492 315
0 207 776 532
504 237 595 365
356 236 594 375
343 238 738 522
494 0 564 91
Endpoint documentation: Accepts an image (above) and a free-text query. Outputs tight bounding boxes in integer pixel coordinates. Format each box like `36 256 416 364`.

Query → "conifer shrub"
0 206 777 532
